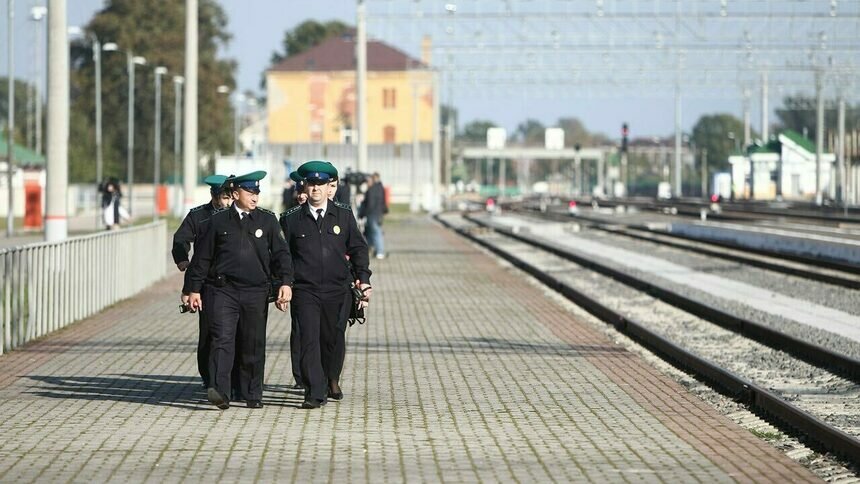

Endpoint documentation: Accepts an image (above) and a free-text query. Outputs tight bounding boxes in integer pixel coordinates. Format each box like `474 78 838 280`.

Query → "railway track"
508 203 860 290
436 211 860 466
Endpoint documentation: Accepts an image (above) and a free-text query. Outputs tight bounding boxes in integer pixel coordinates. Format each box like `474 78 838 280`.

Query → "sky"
1 0 776 140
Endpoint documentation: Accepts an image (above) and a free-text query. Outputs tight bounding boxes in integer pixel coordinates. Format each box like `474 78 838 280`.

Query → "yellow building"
266 33 435 145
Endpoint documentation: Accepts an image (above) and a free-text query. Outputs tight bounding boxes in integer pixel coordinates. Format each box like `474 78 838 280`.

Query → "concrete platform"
0 215 816 482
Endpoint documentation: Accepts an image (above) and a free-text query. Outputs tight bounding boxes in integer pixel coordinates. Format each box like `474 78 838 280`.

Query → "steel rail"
511 205 860 290
463 213 860 380
435 213 860 465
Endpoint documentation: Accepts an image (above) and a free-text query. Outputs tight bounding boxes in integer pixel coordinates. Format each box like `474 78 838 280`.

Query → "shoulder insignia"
189 204 207 213
210 206 231 216
280 205 302 218
257 207 276 217
333 200 351 210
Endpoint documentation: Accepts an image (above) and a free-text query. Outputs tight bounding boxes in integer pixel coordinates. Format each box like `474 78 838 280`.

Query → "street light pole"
93 36 102 187
153 66 167 221
6 0 16 237
173 75 184 216
124 52 146 217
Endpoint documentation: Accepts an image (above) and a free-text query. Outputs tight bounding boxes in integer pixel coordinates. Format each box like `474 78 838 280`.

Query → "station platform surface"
0 214 816 482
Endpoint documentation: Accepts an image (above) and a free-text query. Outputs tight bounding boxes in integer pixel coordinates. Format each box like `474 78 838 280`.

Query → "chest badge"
333 225 341 235
255 229 263 238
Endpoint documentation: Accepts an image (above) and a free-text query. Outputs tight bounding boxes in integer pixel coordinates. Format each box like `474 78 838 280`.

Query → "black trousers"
291 289 347 401
207 284 269 401
290 290 351 387
198 285 241 392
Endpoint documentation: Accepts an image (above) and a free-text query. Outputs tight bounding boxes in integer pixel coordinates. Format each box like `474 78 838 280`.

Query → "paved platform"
0 215 816 482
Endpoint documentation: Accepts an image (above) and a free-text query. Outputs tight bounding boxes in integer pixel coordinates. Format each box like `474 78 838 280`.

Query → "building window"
383 125 396 144
382 88 396 109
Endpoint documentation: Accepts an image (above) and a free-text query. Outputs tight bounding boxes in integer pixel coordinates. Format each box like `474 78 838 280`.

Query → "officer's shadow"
262 383 307 408
25 373 219 410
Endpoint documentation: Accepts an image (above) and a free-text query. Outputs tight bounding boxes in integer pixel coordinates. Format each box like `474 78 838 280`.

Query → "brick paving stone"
0 215 819 483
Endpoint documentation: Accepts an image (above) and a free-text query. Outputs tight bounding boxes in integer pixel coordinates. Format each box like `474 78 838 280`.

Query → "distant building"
266 32 435 145
729 130 835 200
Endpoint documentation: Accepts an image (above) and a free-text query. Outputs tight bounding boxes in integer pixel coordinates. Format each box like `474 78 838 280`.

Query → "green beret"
297 160 338 182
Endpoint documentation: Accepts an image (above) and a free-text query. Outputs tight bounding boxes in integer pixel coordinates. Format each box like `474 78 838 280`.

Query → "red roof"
269 34 426 72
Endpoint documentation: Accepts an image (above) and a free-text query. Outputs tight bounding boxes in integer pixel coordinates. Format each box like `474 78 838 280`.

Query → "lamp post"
69 26 104 228
153 66 167 221
6 0 16 237
173 75 184 216
103 42 146 217
30 6 47 157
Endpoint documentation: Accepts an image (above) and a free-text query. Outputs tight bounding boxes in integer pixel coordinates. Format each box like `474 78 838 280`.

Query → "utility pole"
410 83 419 212
173 76 183 216
742 88 751 148
760 72 769 141
701 148 708 200
673 74 682 197
837 95 846 206
431 70 441 211
815 70 824 205
32 5 44 156
45 0 69 241
182 0 198 213
6 0 15 237
356 0 368 173
153 66 166 221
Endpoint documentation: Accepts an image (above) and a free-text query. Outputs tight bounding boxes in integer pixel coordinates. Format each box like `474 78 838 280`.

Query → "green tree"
555 117 611 147
458 120 496 144
514 118 545 145
69 0 236 184
774 95 860 143
270 20 351 65
690 114 750 171
0 77 38 148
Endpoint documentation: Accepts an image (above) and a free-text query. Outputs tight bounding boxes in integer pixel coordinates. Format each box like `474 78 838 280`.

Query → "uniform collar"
233 203 255 220
306 200 329 219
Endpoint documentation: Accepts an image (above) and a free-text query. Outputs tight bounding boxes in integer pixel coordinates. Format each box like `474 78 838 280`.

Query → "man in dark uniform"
173 174 233 388
280 161 371 409
184 171 294 410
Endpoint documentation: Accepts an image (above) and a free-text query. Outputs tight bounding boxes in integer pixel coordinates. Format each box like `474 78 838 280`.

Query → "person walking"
184 171 294 410
280 161 371 409
360 173 387 259
173 174 233 389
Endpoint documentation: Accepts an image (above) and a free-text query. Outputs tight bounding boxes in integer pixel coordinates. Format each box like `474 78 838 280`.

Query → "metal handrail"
0 221 168 354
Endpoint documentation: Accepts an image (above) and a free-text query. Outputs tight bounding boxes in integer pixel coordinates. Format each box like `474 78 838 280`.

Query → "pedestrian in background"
99 177 129 230
173 174 233 389
184 171 294 410
280 161 371 409
360 173 388 259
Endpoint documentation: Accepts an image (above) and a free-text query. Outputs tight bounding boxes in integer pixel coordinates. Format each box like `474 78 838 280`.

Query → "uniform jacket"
279 200 371 296
184 205 294 294
172 202 217 265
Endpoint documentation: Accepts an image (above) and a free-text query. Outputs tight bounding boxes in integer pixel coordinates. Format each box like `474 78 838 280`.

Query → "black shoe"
328 381 343 401
246 400 263 409
301 398 327 409
207 388 230 410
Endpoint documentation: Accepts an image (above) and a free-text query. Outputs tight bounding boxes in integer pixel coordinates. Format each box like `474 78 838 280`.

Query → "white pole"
6 0 15 237
837 96 846 205
760 72 769 141
356 0 368 172
674 81 682 197
742 88 751 147
815 71 824 205
34 7 42 156
126 52 135 216
173 76 183 216
94 36 102 185
431 70 441 211
45 0 69 242
182 0 198 213
410 83 419 213
153 69 164 221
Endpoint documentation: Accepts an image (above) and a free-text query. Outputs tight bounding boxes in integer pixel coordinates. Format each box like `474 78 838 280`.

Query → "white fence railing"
0 221 168 355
